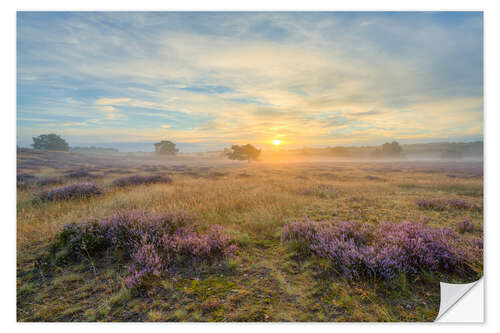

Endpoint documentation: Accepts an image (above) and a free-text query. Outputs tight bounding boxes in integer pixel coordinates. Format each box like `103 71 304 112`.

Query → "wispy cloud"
17 12 483 151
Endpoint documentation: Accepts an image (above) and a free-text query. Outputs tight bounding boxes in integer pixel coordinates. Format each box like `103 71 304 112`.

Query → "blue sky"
17 12 483 152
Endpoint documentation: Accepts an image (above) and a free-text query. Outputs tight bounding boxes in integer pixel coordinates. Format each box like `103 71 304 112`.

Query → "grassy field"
16 149 483 322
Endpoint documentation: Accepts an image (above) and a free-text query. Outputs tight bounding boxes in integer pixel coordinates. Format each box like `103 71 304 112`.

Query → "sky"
17 12 483 152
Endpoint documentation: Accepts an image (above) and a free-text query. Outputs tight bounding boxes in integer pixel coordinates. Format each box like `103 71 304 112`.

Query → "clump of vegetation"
17 173 38 188
455 218 475 234
65 169 99 179
281 219 482 280
17 173 37 183
365 175 384 181
112 175 173 187
17 173 64 188
34 176 64 186
34 183 103 201
225 144 261 162
372 141 404 158
298 183 337 198
416 198 481 211
48 211 236 290
154 140 179 155
31 133 70 151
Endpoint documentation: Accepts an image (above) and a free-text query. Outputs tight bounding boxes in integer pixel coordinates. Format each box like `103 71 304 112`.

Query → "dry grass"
17 151 483 322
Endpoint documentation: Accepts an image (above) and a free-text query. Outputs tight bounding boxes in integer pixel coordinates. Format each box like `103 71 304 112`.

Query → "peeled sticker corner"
435 278 484 322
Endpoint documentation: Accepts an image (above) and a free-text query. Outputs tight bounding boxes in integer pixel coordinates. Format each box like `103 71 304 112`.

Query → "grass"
16 151 483 322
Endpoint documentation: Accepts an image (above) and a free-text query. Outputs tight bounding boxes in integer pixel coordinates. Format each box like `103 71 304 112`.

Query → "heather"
65 170 99 179
17 151 483 322
35 176 64 186
17 173 38 187
416 198 482 211
298 183 337 198
48 211 235 290
282 219 482 280
112 174 173 187
34 183 104 201
17 173 37 183
455 217 475 234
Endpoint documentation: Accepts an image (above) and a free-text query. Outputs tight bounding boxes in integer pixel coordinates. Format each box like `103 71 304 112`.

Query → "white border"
3 1 499 332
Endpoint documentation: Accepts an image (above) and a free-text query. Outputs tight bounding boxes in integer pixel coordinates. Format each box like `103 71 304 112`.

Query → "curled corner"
435 278 483 322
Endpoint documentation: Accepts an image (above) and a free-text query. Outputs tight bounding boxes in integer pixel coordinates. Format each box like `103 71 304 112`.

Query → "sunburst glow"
272 139 281 146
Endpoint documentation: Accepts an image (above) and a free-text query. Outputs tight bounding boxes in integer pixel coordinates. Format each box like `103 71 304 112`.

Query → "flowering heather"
34 176 64 186
17 173 39 188
282 219 481 280
34 183 103 201
112 174 173 187
416 198 482 211
49 211 235 289
65 170 98 179
17 173 37 183
298 183 337 198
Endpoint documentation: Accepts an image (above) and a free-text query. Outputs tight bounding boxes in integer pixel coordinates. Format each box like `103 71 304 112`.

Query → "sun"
272 139 281 146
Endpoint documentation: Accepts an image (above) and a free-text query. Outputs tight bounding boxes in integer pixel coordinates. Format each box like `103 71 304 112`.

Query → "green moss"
182 276 236 299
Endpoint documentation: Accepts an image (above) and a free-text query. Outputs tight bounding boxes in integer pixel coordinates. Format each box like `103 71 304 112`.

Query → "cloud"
349 110 384 117
17 12 483 150
95 98 131 105
99 105 116 112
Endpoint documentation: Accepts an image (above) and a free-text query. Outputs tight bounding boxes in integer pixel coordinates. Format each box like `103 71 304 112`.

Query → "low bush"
282 219 482 280
455 218 475 234
416 198 481 211
112 175 172 187
17 173 37 183
34 183 103 201
65 170 99 179
49 211 236 290
298 183 337 198
35 176 64 186
17 173 38 188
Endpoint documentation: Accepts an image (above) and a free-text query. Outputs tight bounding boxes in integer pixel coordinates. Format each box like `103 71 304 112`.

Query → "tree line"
29 133 471 161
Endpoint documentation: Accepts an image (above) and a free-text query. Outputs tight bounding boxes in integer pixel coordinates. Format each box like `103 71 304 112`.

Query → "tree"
31 134 70 151
154 140 179 155
381 141 403 157
226 144 261 162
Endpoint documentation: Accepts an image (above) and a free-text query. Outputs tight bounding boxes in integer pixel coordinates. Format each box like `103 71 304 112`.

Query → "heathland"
17 148 483 322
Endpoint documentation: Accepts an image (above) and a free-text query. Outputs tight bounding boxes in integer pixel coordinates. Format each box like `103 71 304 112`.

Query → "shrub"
365 175 384 181
17 173 37 183
456 218 475 234
416 198 481 211
34 183 103 201
282 219 481 280
298 184 337 198
17 173 38 188
35 176 64 186
112 175 173 187
18 174 65 188
65 170 98 179
49 211 235 290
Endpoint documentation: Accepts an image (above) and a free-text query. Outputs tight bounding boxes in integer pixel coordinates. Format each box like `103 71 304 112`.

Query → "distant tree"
154 140 179 155
226 144 261 162
381 141 403 157
31 134 69 151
